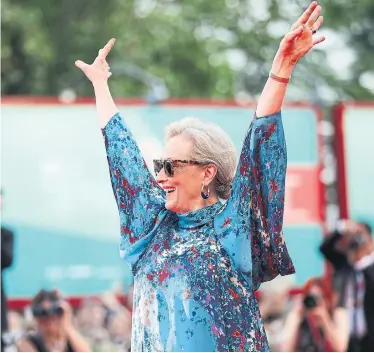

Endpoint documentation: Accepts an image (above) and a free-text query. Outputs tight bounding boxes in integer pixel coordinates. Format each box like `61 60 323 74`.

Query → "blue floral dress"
102 111 295 352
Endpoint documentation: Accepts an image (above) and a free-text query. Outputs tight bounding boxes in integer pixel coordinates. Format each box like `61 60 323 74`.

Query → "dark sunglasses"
153 159 206 177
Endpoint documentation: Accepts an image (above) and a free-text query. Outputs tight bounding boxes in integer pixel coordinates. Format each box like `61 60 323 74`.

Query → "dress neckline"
177 202 223 229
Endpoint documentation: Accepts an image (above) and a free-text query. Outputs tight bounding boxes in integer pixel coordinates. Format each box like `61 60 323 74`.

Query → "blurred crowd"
2 218 373 352
3 288 134 352
262 218 374 352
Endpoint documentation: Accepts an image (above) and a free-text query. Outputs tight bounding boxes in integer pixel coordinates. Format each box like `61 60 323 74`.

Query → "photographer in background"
17 290 91 352
320 219 374 351
282 277 349 352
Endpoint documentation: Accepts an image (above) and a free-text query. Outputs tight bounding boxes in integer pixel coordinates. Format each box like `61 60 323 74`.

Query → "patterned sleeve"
102 113 166 267
215 111 295 289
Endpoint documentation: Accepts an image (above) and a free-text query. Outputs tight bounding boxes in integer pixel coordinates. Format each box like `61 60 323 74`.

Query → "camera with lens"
32 300 64 318
347 234 366 251
303 294 319 310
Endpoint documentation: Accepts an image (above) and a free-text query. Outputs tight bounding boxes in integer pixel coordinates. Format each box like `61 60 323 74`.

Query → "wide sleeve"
215 111 295 289
102 113 166 267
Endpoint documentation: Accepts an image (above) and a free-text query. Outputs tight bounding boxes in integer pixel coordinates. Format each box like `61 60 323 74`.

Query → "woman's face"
156 135 214 213
35 300 61 336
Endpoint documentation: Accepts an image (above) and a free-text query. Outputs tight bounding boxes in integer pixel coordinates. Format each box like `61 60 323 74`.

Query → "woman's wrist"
93 80 109 89
270 52 296 79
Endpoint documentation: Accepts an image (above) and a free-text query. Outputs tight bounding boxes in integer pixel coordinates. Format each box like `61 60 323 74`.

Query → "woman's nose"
155 168 168 184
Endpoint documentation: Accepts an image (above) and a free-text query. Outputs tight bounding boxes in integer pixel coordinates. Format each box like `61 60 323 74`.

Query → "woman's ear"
203 164 217 185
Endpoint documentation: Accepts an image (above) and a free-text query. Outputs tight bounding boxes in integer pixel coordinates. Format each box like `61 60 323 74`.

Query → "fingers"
284 25 304 42
313 35 326 46
311 16 324 32
98 38 116 60
296 1 318 25
307 4 322 28
75 60 88 71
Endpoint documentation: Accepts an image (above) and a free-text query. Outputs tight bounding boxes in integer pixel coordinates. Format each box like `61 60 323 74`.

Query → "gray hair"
164 117 237 199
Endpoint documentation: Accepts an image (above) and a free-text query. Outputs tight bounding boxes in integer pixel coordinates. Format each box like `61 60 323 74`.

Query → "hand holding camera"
303 294 329 327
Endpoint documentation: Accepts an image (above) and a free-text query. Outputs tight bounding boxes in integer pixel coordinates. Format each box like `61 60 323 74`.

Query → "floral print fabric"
102 111 295 351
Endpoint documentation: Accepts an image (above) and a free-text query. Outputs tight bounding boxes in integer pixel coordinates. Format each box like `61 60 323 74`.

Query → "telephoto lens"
303 294 319 309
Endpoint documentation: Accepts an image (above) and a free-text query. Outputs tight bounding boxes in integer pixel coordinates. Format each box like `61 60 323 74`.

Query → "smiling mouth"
165 188 176 194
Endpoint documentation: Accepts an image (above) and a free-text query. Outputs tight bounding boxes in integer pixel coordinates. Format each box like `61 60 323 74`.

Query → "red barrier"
8 288 306 312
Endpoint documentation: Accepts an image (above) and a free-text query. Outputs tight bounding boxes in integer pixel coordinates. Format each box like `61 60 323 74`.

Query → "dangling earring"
201 183 210 200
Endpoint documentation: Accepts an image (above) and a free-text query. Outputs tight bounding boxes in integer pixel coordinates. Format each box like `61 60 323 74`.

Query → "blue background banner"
2 103 324 297
337 105 374 227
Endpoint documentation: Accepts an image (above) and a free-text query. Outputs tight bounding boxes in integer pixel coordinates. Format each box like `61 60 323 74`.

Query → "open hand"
278 1 325 66
75 38 115 84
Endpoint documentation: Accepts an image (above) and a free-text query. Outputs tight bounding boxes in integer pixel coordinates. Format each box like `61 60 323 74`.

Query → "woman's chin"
165 193 185 213
165 197 177 212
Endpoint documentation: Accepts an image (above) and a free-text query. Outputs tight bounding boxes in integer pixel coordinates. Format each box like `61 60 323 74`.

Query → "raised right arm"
75 39 166 266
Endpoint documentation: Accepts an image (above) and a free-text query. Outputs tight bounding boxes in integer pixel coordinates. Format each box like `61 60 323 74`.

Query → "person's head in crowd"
30 290 65 337
17 289 91 352
337 219 373 264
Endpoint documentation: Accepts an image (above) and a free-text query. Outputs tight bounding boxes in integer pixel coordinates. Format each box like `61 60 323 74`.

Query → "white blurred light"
326 48 357 80
238 17 254 32
316 85 340 103
318 121 335 137
359 71 374 94
161 3 181 16
225 49 247 71
248 0 269 21
315 29 347 50
59 89 76 104
326 204 340 232
134 0 157 18
278 1 301 19
67 265 93 279
320 167 336 185
234 90 253 105
194 25 213 40
244 62 259 75
225 0 239 9
214 28 236 44
266 20 290 39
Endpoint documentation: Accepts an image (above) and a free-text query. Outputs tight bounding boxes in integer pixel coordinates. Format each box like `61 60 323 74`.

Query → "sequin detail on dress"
102 112 295 352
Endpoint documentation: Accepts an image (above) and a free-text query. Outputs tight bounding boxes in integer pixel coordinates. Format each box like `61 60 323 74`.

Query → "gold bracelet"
269 72 290 84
